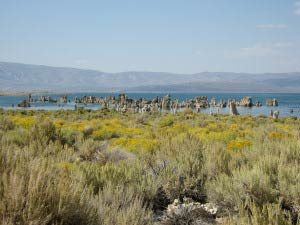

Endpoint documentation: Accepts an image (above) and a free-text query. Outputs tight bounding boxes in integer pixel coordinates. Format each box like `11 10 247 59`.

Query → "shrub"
227 138 252 151
77 139 106 161
0 117 15 131
10 115 35 128
111 137 158 153
1 109 300 224
223 201 292 225
30 119 57 145
0 161 99 225
159 116 174 128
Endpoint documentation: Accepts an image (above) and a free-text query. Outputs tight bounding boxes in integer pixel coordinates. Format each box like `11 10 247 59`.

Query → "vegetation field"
0 108 300 225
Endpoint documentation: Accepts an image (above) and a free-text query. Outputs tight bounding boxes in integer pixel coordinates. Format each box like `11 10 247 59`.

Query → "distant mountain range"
1 62 300 93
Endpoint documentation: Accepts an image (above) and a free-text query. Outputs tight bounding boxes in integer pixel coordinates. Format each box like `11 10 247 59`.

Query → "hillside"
1 62 300 92
125 81 300 93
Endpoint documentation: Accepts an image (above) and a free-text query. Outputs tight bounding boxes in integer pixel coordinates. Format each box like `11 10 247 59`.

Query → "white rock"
167 199 218 216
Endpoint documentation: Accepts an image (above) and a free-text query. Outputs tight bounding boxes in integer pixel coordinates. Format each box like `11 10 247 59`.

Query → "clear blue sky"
0 0 299 73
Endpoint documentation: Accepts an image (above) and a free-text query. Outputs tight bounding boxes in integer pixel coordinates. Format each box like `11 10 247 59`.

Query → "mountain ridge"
1 62 300 92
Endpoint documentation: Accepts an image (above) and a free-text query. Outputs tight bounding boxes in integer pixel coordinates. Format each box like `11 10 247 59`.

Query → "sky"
0 0 300 73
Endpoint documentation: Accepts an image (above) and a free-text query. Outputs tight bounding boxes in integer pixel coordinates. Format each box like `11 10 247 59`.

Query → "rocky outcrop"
28 93 33 102
118 93 127 104
266 98 278 106
16 93 284 117
229 101 239 115
59 96 67 103
162 94 171 110
194 96 210 109
254 101 262 107
28 95 57 103
210 98 216 107
273 110 279 119
17 100 30 108
152 96 159 104
217 99 226 108
159 199 218 225
270 109 274 117
239 96 253 107
39 96 47 102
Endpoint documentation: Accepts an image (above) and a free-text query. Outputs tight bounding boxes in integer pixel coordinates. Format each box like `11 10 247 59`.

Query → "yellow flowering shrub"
195 129 240 144
10 115 35 128
90 118 144 140
268 132 294 139
241 129 254 136
124 127 143 136
275 124 294 132
205 123 225 132
111 137 158 153
92 127 119 140
227 138 252 151
69 121 87 132
53 119 65 128
229 124 239 130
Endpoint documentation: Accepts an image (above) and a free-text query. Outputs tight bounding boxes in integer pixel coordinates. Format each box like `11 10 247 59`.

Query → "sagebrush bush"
0 117 14 131
1 109 300 224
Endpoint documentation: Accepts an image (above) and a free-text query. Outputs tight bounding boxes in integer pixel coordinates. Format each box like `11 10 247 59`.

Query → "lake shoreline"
0 91 69 96
0 92 298 117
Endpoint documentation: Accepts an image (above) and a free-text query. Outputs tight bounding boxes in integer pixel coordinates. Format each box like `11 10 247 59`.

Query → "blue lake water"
1 92 300 117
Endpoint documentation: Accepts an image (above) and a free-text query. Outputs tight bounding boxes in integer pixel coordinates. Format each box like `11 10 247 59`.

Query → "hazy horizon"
2 61 300 75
